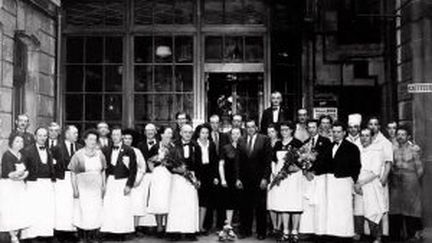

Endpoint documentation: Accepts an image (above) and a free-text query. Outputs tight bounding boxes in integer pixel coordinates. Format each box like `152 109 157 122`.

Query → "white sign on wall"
408 83 432 93
313 107 338 121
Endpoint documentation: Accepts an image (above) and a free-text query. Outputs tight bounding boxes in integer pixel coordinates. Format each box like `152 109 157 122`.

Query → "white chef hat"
348 113 362 126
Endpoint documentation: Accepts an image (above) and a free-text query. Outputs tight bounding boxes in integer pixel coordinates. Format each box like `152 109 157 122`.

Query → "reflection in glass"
225 0 243 24
66 66 83 92
65 95 83 121
175 66 193 92
105 94 122 120
175 36 193 63
85 65 103 92
105 65 123 92
174 0 194 24
135 37 153 63
85 95 102 121
134 0 153 25
135 95 153 121
85 37 103 63
134 65 153 91
204 0 223 24
224 36 243 62
245 36 264 62
154 0 174 24
205 36 223 62
154 66 173 91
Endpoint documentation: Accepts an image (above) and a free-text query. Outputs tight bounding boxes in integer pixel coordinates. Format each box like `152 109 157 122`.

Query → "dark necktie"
247 137 253 155
311 137 315 148
70 142 75 156
50 140 54 148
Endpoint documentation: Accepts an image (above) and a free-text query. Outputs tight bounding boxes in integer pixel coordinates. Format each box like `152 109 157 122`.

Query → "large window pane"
174 0 194 24
204 0 223 24
245 36 263 62
66 37 84 63
66 66 83 92
104 94 122 120
135 37 153 63
86 37 103 63
224 36 243 62
135 95 153 121
135 65 153 91
155 37 173 63
225 0 244 24
205 36 223 62
85 95 102 120
65 94 83 121
105 37 123 63
105 65 123 92
175 66 193 92
154 66 173 91
85 65 103 92
134 0 153 25
244 0 265 24
154 0 174 24
175 36 193 63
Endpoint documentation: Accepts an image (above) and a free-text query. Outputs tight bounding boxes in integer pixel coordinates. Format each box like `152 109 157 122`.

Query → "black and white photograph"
0 0 431 242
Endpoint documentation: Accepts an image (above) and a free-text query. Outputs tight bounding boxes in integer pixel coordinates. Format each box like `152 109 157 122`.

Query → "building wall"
0 0 58 152
397 0 432 227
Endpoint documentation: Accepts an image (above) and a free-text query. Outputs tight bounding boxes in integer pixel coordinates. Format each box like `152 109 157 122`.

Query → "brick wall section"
0 0 57 153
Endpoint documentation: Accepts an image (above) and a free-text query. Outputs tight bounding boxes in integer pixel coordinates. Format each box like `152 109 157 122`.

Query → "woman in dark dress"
194 123 219 234
217 127 242 241
0 134 29 243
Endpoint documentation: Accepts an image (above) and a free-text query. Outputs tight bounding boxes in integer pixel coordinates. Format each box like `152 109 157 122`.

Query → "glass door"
207 72 264 122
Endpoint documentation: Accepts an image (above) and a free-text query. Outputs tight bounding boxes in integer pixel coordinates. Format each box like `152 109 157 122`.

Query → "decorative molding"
15 30 41 50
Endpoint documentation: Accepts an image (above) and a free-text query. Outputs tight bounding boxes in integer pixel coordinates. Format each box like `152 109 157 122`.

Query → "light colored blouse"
68 148 107 174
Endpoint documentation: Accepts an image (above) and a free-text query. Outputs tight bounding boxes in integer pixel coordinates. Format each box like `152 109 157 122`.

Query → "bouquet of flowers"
269 143 318 189
164 153 200 189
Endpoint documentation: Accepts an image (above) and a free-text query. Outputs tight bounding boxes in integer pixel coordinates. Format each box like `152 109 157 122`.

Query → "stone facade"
397 0 432 227
0 0 59 152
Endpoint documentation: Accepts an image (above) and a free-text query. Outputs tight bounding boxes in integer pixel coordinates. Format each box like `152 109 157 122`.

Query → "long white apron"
21 179 55 239
54 171 76 231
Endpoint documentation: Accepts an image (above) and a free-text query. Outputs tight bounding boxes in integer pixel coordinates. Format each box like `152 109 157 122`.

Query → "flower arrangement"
163 153 200 189
269 143 318 189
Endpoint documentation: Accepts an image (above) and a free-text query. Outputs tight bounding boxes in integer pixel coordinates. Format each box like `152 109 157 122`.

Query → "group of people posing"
0 91 424 243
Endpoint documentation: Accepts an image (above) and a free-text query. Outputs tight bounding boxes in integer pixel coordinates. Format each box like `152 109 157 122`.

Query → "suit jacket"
238 133 272 186
211 131 230 155
52 141 83 179
329 139 361 182
22 144 55 181
195 140 219 181
168 140 200 177
305 135 332 175
137 138 159 172
103 144 137 188
260 106 290 134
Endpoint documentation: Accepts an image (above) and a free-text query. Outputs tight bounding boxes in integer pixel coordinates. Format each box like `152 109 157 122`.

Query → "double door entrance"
207 72 264 123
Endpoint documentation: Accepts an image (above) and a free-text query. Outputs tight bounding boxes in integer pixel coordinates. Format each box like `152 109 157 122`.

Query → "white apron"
73 171 103 230
54 171 76 231
299 174 327 235
325 175 354 237
0 179 30 232
267 151 303 212
101 176 135 233
21 179 55 239
148 166 172 215
133 173 156 226
166 174 199 233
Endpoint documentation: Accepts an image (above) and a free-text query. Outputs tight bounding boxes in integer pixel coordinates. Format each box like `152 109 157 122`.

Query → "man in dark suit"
237 119 272 240
101 127 137 236
97 121 112 149
325 121 361 241
52 125 83 242
260 91 290 134
9 114 35 148
21 127 56 241
305 119 332 176
137 123 159 172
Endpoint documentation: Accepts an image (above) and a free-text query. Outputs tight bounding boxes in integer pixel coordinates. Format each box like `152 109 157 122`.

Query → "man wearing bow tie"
52 125 83 242
237 119 272 240
97 122 112 149
260 91 290 134
101 127 137 237
137 123 159 169
299 119 332 236
21 127 56 241
324 122 361 241
166 124 200 241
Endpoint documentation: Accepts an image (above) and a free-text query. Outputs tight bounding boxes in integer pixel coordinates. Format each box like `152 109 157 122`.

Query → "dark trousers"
204 207 226 230
354 216 382 238
239 186 267 236
389 214 423 240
